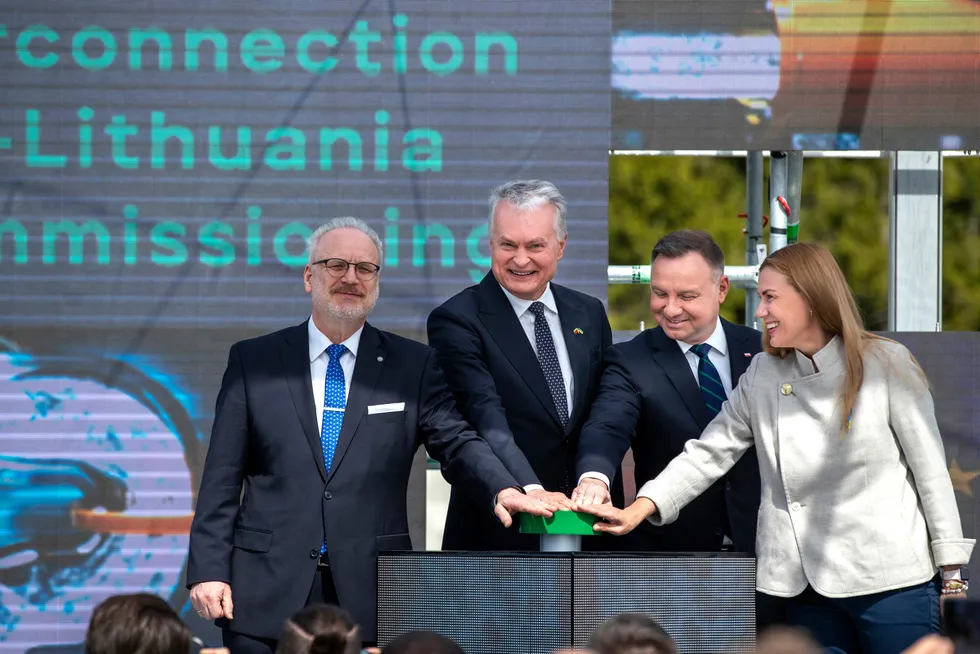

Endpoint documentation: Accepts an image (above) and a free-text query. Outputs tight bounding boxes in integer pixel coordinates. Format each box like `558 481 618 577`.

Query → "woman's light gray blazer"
638 335 974 598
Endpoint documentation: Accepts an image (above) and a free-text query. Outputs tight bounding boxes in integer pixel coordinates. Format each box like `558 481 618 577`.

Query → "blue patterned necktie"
529 301 568 428
690 342 727 418
320 343 347 553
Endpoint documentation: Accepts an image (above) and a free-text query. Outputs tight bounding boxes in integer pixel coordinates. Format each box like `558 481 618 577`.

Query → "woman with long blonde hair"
576 243 973 653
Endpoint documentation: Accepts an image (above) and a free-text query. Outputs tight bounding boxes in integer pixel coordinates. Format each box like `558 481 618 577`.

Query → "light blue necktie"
320 343 347 553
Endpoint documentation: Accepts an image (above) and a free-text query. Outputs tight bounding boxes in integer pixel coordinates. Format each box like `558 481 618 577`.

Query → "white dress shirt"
579 316 732 490
499 283 574 494
309 317 363 434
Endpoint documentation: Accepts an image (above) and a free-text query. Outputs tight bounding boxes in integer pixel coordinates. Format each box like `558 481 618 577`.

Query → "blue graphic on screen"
0 0 611 648
612 33 780 101
0 342 200 650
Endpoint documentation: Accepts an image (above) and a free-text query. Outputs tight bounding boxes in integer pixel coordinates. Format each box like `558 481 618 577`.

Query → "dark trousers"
222 565 340 654
771 576 941 654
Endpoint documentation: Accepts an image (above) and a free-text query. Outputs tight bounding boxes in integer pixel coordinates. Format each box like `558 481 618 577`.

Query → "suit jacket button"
323 491 332 500
725 482 732 491
791 502 802 511
309 549 318 559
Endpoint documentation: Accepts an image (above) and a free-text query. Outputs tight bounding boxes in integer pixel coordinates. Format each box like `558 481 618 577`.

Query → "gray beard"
316 289 379 321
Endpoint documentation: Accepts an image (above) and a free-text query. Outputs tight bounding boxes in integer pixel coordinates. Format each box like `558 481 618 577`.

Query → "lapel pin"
377 356 384 362
744 352 752 358
573 328 584 335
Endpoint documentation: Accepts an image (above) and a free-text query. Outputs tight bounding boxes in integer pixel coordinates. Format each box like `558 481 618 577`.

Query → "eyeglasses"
312 258 381 281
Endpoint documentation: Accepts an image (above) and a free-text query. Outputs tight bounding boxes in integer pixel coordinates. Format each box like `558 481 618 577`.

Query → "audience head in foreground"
382 630 466 654
276 604 362 654
85 593 191 654
753 626 822 654
587 613 676 654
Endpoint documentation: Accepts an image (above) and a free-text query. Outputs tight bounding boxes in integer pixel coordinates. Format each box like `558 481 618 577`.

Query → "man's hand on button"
571 478 611 506
494 487 554 527
527 489 573 511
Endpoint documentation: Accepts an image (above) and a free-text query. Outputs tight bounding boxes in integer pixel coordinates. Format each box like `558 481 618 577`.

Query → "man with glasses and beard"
186 217 551 654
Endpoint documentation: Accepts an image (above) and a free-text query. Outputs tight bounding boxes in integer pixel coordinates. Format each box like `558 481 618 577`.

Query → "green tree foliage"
608 155 923 333
941 158 980 331
609 155 751 331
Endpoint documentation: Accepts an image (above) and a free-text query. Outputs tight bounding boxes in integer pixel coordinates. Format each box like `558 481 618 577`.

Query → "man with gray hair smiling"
428 180 622 552
186 216 552 653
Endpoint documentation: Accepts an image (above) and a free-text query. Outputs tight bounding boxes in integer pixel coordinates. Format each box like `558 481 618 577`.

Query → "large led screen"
613 0 980 151
0 1 610 649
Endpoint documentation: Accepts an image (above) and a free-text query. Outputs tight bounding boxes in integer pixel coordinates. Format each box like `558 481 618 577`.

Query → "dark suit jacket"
186 321 518 642
576 319 763 554
427 273 621 551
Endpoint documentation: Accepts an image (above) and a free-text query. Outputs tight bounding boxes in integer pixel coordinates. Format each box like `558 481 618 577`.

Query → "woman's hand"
573 497 657 536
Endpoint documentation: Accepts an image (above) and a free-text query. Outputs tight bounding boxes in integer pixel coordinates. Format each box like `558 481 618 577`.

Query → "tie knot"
529 301 547 318
327 343 347 360
690 343 711 359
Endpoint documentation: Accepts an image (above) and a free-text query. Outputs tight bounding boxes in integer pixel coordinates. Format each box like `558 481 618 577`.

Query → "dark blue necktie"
320 342 347 553
690 342 727 418
529 301 568 428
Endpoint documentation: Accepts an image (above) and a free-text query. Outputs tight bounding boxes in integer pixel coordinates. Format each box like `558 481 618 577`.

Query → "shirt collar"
676 316 728 357
308 317 363 362
499 282 558 318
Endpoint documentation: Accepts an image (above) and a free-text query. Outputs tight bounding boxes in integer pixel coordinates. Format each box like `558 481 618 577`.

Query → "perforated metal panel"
378 553 572 654
572 555 756 653
378 553 756 654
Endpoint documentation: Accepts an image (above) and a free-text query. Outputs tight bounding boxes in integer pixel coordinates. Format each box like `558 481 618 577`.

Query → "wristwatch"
942 566 969 595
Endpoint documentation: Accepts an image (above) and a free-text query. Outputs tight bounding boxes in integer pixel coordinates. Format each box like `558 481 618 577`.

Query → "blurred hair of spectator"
900 635 956 654
382 630 466 654
587 613 676 654
754 626 822 654
84 593 191 654
276 604 362 654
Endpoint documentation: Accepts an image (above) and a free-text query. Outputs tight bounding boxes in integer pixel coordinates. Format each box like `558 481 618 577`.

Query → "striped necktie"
690 342 727 418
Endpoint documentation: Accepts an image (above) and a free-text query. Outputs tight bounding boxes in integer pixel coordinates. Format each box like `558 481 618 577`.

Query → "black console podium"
377 552 756 654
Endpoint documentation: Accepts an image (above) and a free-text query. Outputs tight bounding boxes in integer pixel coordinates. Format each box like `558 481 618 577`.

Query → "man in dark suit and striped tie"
570 230 762 555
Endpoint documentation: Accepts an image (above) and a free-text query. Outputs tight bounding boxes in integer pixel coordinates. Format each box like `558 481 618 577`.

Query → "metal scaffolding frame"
607 150 946 332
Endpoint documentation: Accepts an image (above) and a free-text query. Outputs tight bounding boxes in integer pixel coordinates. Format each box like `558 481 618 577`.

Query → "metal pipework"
786 151 804 244
769 151 789 253
608 265 760 286
745 150 765 329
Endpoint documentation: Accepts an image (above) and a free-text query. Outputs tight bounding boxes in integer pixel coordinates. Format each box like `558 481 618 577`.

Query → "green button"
519 510 600 536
